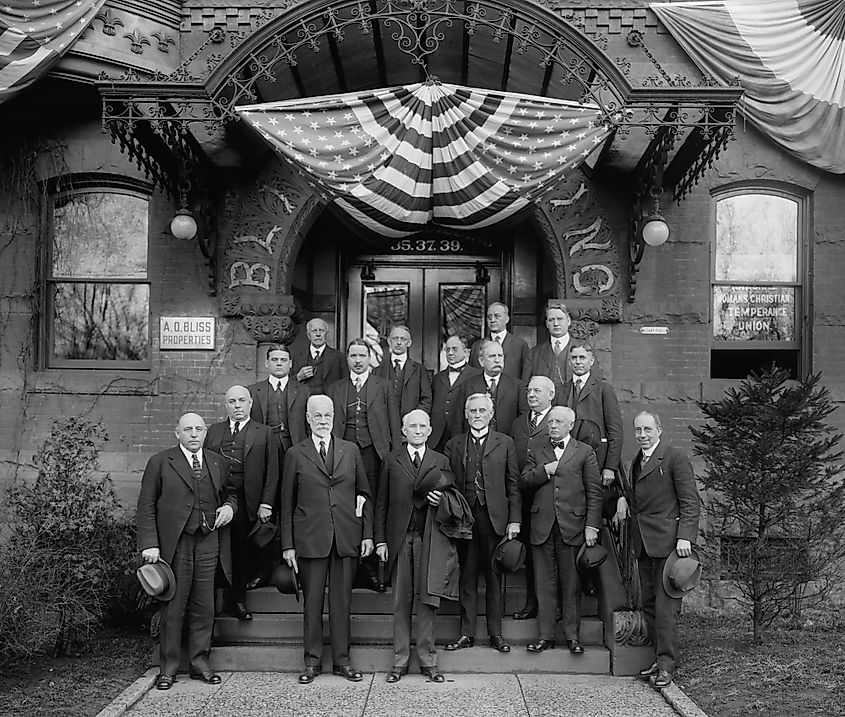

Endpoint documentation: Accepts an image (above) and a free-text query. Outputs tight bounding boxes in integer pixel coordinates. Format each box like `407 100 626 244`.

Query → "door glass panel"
363 283 410 347
439 283 486 369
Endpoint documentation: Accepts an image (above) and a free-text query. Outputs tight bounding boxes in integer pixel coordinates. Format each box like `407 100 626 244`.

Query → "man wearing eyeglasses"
137 413 237 691
205 385 280 621
281 394 373 685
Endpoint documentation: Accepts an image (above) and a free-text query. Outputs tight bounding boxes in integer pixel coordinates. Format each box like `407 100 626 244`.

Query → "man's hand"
213 504 234 529
506 523 520 540
141 547 160 563
426 489 443 507
376 543 388 563
601 468 616 487
585 526 599 547
676 539 692 557
282 548 298 573
361 539 374 558
612 497 629 527
257 505 272 522
543 460 559 477
296 366 315 381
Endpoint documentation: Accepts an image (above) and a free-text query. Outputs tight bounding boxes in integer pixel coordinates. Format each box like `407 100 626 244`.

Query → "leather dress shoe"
420 667 445 683
366 575 386 592
567 639 584 654
444 635 474 651
513 605 537 620
639 662 658 678
386 668 407 683
526 639 555 653
155 674 175 690
298 666 321 684
246 577 266 590
333 665 363 682
190 670 222 685
233 601 253 621
653 670 673 688
489 635 510 653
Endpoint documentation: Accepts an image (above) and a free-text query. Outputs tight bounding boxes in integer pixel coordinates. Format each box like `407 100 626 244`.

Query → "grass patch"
678 609 845 717
0 625 151 717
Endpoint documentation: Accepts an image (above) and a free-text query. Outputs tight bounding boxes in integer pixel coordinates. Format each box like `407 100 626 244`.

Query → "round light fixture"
170 208 198 240
642 216 670 247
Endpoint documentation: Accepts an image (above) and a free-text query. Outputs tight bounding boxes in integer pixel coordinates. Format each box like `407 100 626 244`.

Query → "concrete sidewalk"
113 671 692 717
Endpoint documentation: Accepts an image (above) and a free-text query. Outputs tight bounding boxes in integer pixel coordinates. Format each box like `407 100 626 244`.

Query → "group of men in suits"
136 299 699 690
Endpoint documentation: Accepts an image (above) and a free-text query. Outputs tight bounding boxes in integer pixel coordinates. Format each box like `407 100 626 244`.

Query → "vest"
389 358 405 398
343 379 373 447
266 383 290 444
220 425 247 489
464 435 486 506
184 460 217 535
308 349 326 394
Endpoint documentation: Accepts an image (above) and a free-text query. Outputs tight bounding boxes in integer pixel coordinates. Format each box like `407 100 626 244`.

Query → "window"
710 188 806 379
46 182 151 368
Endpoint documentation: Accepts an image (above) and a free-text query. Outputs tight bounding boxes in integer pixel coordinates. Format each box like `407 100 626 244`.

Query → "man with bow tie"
281 394 373 685
629 411 700 689
205 385 280 621
375 409 459 684
461 339 528 436
429 335 481 452
444 393 521 653
521 406 602 655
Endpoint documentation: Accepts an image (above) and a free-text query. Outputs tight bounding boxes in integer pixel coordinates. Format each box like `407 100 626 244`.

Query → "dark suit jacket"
247 377 310 448
521 339 575 393
374 445 454 578
280 435 373 559
630 442 700 559
559 376 623 472
511 409 551 471
521 435 602 546
291 344 347 395
136 447 237 581
428 365 482 449
444 430 521 535
374 356 433 417
460 372 528 436
470 332 530 379
327 374 401 459
204 419 280 522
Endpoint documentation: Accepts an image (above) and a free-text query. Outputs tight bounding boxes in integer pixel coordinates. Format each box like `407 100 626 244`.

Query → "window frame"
43 174 153 370
709 183 811 376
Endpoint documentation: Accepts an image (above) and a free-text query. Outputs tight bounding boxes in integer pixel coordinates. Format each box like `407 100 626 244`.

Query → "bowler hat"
136 560 176 602
662 549 702 598
491 536 526 574
248 519 277 548
576 543 608 573
269 562 301 602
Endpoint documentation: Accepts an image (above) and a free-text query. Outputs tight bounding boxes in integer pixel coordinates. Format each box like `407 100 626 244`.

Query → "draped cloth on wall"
651 0 845 173
238 81 611 237
0 0 105 106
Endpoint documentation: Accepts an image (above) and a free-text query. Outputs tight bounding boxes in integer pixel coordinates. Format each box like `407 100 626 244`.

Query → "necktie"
412 451 421 472
354 377 362 392
274 381 281 393
191 453 202 479
232 421 240 437
530 412 539 432
488 378 498 400
449 363 465 373
575 378 583 397
554 339 562 355
494 334 502 343
319 440 327 463
394 358 401 374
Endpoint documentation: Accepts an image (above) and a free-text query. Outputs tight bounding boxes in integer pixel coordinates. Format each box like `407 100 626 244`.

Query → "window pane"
53 192 148 279
715 194 798 282
439 284 486 370
363 283 410 342
713 285 796 342
52 283 149 361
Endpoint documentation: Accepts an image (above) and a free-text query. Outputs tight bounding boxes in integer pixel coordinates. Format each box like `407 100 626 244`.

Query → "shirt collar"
552 435 570 451
470 429 489 440
269 375 289 392
352 369 370 385
311 433 331 451
448 361 467 372
229 417 250 432
642 440 660 458
490 330 507 342
310 344 325 358
484 373 500 385
390 353 408 369
552 333 570 347
533 406 551 421
407 444 426 459
574 372 590 385
180 444 201 467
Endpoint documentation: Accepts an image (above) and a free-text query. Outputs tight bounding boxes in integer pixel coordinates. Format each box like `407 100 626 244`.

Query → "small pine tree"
691 366 845 644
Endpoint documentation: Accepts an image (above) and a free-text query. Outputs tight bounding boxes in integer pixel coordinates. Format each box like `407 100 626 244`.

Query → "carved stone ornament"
239 296 300 345
614 610 652 647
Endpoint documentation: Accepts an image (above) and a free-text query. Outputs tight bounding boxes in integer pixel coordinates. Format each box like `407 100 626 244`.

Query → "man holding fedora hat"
444 393 521 654
629 410 701 689
136 412 237 691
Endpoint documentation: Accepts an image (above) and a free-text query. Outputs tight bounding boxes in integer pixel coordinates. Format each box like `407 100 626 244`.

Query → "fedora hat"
136 560 176 602
576 543 608 573
662 549 702 598
269 562 301 602
248 519 277 548
491 536 526 574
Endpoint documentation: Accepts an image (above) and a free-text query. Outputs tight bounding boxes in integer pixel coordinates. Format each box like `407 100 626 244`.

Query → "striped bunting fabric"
238 81 612 238
652 0 845 173
0 0 105 106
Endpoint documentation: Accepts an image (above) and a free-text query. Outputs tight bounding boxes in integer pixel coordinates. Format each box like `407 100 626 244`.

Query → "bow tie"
551 440 566 450
449 363 466 372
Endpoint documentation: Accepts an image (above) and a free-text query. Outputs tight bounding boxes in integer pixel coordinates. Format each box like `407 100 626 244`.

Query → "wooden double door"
346 256 502 372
